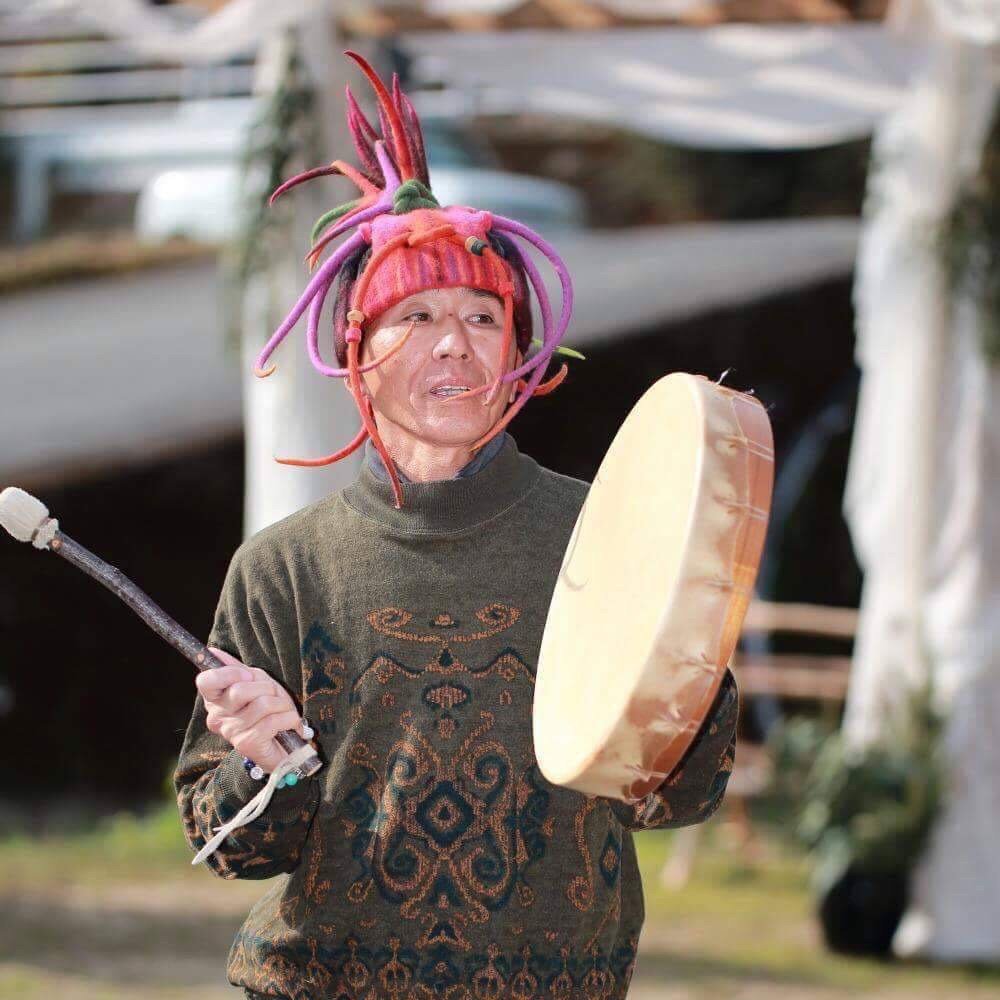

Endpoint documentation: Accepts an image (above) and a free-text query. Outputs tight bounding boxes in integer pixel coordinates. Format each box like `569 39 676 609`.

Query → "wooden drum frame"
533 373 774 802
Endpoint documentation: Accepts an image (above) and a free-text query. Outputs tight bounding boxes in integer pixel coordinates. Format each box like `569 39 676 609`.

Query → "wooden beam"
442 13 503 32
743 600 859 639
534 0 615 29
732 654 853 700
340 9 399 38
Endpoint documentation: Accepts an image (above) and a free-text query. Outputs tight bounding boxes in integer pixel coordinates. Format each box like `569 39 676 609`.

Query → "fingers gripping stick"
0 487 324 788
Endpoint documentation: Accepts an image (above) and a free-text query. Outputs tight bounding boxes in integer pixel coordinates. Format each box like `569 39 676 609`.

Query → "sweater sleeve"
601 668 739 833
173 543 321 879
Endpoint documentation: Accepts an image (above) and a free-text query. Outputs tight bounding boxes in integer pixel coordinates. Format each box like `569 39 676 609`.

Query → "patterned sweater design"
174 435 738 999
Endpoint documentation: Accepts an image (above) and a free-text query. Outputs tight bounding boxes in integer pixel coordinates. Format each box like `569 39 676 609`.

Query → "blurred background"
0 0 997 997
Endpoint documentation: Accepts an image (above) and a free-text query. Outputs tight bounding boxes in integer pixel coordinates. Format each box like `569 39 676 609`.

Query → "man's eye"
404 310 432 322
469 313 498 325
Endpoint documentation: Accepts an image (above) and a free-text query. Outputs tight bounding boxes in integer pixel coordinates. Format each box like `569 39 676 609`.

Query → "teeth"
431 386 470 396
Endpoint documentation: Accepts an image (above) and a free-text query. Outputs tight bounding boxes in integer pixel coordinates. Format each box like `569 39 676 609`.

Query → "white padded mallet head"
0 486 59 549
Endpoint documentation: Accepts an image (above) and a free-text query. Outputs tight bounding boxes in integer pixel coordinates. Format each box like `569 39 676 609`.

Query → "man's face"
355 285 521 449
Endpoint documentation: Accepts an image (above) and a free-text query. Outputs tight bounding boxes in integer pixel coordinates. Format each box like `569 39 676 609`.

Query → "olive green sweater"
174 434 738 1000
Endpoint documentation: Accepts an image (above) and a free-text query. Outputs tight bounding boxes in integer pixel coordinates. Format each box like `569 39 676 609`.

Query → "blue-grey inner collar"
365 431 511 484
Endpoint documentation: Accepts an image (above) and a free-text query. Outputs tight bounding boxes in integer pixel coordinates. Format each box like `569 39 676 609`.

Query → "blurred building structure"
0 0 915 521
4 9 998 972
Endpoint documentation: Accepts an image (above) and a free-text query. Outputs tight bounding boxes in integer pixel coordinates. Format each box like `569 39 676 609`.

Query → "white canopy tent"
401 23 922 150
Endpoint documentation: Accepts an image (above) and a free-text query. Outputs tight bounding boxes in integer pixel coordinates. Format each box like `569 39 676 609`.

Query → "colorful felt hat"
253 51 575 510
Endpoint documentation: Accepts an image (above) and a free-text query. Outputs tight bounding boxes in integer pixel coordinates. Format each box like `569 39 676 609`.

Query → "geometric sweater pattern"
174 434 739 1000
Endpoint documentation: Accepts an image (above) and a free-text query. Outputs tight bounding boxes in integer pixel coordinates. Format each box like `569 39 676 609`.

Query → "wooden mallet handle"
49 530 323 777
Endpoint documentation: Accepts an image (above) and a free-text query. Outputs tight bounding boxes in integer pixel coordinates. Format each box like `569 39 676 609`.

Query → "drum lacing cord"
713 495 771 521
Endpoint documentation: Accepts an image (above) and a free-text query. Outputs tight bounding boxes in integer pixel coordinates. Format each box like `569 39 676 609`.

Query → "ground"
1 805 997 999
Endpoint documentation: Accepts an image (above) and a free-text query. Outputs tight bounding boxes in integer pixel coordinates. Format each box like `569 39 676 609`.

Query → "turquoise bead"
284 773 299 787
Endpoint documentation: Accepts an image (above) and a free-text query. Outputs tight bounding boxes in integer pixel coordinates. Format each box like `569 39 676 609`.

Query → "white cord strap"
191 742 318 866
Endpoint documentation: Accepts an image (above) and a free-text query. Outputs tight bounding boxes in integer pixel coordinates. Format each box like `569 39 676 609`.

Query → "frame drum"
533 373 773 801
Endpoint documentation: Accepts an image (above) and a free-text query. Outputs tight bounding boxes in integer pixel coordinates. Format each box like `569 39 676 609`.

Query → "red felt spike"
399 91 430 188
344 50 415 181
345 84 382 186
391 73 404 114
269 164 340 205
376 102 393 158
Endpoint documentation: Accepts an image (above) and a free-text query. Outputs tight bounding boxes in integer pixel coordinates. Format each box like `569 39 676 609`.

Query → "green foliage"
222 33 319 346
0 759 188 884
768 686 944 896
938 100 1000 364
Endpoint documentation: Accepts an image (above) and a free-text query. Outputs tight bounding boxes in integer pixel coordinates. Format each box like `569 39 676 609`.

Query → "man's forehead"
397 287 501 305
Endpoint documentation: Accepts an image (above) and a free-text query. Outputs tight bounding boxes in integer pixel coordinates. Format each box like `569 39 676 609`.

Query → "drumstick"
0 486 322 779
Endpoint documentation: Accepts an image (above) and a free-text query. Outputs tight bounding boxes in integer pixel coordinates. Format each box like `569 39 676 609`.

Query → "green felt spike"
532 339 586 360
392 179 439 215
311 200 360 243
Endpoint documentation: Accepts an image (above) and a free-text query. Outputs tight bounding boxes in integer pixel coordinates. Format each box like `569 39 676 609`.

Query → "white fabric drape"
842 0 999 961
401 24 923 149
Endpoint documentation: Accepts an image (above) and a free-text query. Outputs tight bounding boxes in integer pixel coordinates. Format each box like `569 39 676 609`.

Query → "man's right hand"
196 647 308 774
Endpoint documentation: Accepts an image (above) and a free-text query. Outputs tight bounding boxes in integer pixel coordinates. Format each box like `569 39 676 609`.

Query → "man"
175 53 737 1000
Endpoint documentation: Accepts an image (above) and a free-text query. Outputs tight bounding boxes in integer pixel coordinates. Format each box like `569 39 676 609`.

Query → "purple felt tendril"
502 238 554 405
254 229 366 372
490 216 574 385
305 270 397 379
374 141 401 192
306 272 339 376
513 237 555 388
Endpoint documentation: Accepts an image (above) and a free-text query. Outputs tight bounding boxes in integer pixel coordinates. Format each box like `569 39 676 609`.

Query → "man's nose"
431 312 472 360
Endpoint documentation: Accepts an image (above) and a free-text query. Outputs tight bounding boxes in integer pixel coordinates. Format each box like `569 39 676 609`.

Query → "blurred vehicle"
0 4 256 241
135 111 587 243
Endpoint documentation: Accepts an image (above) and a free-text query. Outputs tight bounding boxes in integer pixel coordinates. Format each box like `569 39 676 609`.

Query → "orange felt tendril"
358 319 415 372
348 337 404 508
343 229 414 509
274 412 370 467
408 223 455 247
329 159 379 197
432 235 515 407
425 235 523 452
519 362 568 397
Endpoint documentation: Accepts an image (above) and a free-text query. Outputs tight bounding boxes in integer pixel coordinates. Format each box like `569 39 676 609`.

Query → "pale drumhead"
534 372 772 799
534 374 706 791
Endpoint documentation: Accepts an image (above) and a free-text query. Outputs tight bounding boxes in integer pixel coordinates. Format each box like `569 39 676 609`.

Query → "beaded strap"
241 720 315 788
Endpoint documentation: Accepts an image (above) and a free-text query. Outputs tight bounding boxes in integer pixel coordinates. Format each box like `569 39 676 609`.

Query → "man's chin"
408 421 495 449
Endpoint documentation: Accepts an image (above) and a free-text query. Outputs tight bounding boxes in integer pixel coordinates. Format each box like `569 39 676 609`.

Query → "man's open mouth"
429 385 472 398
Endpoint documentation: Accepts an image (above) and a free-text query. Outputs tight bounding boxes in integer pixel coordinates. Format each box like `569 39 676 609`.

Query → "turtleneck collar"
342 432 540 535
364 429 509 485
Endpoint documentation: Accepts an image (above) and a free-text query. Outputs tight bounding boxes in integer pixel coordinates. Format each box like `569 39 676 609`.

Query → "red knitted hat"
331 207 534 368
